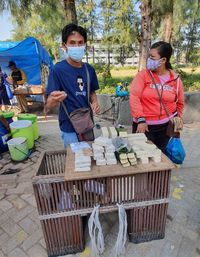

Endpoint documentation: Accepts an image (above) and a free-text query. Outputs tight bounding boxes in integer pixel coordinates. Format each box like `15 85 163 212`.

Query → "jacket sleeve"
176 77 184 118
17 70 27 85
129 70 146 119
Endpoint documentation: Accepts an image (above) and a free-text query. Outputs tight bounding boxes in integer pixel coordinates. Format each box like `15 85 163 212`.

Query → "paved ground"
0 114 200 257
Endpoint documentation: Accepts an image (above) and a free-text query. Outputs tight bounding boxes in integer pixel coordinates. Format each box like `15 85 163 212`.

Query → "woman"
129 41 184 151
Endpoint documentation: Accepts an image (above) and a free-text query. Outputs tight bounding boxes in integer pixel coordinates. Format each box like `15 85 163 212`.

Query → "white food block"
119 153 127 160
127 152 136 159
75 155 91 165
96 159 107 166
105 145 115 152
109 127 118 138
139 157 149 164
93 151 104 157
127 133 147 141
120 159 129 164
75 162 91 168
92 144 104 152
75 150 84 156
75 167 91 172
105 152 116 159
119 131 128 138
122 162 130 167
106 159 117 165
95 137 112 147
101 127 109 138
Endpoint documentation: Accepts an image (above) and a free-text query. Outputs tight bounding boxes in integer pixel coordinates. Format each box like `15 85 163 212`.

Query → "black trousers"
132 122 170 152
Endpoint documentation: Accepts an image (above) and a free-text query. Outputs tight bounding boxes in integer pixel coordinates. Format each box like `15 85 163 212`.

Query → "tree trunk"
161 13 173 43
138 0 152 71
63 0 77 24
92 46 95 63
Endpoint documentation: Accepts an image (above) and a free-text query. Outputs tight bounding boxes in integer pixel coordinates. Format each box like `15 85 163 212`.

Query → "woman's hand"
136 123 149 133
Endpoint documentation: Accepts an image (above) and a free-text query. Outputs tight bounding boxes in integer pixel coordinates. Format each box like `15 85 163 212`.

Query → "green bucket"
1 111 15 119
10 120 34 149
17 113 39 140
7 137 29 161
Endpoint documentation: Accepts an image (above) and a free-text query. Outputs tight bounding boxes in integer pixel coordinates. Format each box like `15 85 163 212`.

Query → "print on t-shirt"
77 76 84 91
76 76 86 97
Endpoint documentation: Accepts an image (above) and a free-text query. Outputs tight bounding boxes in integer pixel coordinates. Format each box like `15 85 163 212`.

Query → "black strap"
148 70 170 118
61 63 91 118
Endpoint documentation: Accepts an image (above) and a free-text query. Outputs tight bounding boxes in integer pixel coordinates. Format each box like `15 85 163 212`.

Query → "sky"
0 10 13 41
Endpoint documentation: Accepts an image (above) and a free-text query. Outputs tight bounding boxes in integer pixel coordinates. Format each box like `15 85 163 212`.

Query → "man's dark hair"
150 41 173 69
62 23 87 44
8 60 16 68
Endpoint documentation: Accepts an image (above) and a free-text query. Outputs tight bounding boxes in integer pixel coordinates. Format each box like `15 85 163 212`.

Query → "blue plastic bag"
5 83 13 100
2 74 13 100
165 137 186 164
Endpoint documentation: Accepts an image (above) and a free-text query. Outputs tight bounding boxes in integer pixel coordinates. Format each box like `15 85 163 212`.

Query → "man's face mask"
67 45 86 62
146 58 162 71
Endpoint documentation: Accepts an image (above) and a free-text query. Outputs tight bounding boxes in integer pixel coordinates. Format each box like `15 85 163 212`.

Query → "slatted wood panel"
127 203 168 243
40 215 84 257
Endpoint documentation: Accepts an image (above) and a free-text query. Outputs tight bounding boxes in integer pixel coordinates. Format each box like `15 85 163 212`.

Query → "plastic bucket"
17 113 39 140
7 137 29 161
0 112 14 153
10 120 34 149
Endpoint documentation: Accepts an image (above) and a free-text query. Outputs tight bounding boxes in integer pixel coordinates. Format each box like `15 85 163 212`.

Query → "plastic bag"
5 83 13 99
2 75 13 100
165 137 186 164
112 137 131 153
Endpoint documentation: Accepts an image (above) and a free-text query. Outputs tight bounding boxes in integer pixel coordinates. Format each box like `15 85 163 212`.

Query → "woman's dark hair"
62 23 87 44
151 41 173 69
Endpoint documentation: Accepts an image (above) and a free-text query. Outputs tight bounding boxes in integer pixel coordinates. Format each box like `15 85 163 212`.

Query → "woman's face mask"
146 58 162 71
66 45 86 62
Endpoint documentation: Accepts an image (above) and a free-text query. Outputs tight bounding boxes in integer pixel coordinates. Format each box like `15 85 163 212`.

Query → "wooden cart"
33 148 174 257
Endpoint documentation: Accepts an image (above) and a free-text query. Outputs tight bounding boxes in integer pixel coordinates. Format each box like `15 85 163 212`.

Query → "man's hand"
136 123 149 133
46 90 67 109
91 101 100 114
50 91 67 102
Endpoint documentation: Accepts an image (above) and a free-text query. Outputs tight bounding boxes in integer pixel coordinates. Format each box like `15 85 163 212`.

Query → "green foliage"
10 1 65 61
98 75 133 94
181 72 200 92
112 66 137 71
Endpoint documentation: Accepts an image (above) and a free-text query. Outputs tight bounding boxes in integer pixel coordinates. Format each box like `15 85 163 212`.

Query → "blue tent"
0 37 53 85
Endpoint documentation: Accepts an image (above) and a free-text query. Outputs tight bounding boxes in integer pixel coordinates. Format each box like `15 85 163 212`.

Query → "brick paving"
0 115 200 257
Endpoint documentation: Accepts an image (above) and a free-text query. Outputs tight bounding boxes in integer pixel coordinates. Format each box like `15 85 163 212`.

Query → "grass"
97 66 200 94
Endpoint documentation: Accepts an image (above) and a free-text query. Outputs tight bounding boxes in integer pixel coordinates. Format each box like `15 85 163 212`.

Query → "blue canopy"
0 37 53 85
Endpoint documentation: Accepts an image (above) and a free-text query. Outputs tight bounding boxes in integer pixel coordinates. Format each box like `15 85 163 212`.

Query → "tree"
112 0 135 66
63 0 77 24
76 0 98 63
152 0 174 43
184 0 200 63
138 0 152 71
100 0 115 68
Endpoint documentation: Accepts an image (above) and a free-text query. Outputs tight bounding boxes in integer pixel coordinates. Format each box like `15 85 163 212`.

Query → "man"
0 66 11 111
46 23 100 147
6 61 28 113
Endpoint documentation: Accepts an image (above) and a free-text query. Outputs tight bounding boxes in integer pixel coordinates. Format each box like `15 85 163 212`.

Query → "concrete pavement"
0 114 200 257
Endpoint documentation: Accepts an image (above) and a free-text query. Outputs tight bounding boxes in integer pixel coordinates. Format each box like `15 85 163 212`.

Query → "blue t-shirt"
46 60 99 133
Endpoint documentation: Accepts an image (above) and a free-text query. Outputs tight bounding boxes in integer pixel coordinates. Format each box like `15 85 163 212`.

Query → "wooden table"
13 85 45 95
